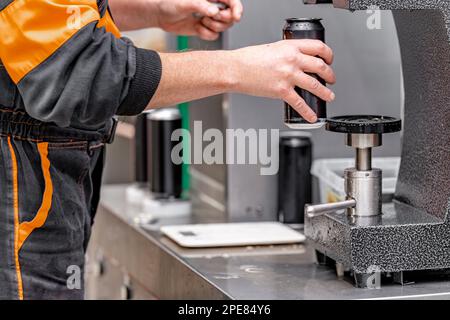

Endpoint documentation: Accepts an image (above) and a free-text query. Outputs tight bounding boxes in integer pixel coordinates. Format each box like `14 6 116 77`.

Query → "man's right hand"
148 40 335 123
229 40 336 123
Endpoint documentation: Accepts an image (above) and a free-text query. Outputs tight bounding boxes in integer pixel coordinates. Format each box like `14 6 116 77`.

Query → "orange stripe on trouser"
7 139 53 300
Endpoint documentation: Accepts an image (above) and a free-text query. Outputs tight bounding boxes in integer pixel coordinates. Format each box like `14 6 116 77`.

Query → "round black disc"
326 115 402 134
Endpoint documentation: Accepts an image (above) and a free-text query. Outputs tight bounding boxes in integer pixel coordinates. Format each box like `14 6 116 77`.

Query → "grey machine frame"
304 0 450 287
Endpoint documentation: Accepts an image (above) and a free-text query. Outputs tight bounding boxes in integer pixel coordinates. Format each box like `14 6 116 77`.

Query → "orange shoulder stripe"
0 0 120 84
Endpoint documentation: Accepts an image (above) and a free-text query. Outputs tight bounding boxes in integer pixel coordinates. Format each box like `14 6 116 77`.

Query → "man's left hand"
157 0 244 41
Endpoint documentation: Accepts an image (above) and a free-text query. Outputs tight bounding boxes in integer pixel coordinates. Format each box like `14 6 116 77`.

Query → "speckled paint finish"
306 202 450 274
305 0 450 278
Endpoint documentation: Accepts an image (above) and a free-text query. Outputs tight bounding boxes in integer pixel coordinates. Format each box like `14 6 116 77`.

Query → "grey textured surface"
306 202 450 273
306 0 450 277
393 9 450 221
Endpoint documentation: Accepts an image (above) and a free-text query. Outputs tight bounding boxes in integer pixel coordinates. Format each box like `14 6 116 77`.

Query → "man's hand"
109 0 243 39
229 40 336 123
157 0 243 40
149 39 336 123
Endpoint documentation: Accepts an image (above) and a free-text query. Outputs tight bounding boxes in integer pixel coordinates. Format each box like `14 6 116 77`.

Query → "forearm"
147 40 336 123
108 0 161 31
148 51 237 109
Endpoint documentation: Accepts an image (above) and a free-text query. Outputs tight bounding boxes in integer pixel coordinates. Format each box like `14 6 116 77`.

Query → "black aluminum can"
135 113 149 184
278 132 312 224
147 109 183 199
283 18 326 130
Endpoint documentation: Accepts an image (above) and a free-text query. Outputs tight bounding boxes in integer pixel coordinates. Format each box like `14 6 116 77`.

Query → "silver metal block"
347 134 382 149
345 168 382 217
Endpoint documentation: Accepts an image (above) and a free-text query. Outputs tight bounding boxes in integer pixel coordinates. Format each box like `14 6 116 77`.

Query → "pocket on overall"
16 140 92 251
9 139 92 299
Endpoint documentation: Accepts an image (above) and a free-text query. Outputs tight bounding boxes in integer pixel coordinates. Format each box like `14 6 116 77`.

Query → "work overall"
0 71 116 300
0 0 161 300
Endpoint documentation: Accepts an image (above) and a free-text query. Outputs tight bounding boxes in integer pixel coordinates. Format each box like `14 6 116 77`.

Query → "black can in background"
278 132 312 224
283 18 327 130
147 109 182 199
135 112 149 184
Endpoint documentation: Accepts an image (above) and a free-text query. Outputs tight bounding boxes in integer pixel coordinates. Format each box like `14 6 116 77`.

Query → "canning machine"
303 0 450 288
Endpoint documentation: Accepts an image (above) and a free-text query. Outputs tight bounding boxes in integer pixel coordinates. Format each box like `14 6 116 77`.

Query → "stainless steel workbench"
85 185 450 300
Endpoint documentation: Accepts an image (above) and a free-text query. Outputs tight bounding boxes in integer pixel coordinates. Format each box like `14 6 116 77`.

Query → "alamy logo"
366 265 381 289
366 5 382 30
171 121 280 176
67 265 82 290
67 6 82 30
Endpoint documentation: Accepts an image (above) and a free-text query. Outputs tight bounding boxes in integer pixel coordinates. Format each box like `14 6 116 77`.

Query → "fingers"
216 0 244 21
294 72 335 102
187 0 221 17
215 9 233 22
201 17 234 33
188 0 242 40
299 55 336 84
194 23 220 41
188 0 243 22
291 39 334 65
284 89 318 123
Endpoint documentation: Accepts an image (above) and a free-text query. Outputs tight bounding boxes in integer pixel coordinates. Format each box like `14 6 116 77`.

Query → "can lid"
147 108 181 121
280 131 312 139
281 138 311 148
280 131 312 148
286 18 322 23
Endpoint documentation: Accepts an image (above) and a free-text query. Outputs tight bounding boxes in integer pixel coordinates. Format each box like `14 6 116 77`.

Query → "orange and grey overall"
0 0 162 299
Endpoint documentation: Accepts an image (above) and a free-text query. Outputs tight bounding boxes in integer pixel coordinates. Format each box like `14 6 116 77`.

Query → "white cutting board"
160 222 306 248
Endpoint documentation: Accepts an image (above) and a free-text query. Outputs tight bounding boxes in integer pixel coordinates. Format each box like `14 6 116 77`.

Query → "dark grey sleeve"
17 22 162 130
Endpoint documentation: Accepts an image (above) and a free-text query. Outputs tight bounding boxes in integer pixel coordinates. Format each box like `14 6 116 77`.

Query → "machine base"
315 250 450 288
306 201 450 288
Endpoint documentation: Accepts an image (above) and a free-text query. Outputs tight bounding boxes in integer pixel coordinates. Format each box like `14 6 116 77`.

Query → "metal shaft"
305 199 356 218
356 148 372 171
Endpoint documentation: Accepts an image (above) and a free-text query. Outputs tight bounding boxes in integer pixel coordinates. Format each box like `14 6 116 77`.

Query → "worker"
0 0 335 299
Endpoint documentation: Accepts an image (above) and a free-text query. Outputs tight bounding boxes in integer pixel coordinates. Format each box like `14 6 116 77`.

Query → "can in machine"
283 18 327 130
